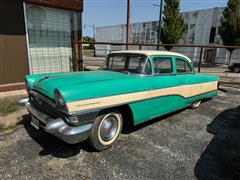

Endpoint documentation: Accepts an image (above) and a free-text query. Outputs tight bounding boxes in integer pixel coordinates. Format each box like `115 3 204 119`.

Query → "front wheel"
88 110 123 151
191 100 201 109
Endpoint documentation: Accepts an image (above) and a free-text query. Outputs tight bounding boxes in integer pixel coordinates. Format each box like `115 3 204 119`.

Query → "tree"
219 0 240 64
83 36 95 49
160 0 184 50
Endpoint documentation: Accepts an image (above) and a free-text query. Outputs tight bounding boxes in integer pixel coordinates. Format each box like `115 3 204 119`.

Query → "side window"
153 57 173 74
128 56 151 75
176 58 192 73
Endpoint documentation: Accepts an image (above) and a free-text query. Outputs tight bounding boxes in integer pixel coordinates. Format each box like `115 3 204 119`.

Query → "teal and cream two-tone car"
20 50 219 151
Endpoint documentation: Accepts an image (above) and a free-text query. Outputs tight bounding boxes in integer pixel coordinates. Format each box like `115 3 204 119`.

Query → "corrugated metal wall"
0 0 29 85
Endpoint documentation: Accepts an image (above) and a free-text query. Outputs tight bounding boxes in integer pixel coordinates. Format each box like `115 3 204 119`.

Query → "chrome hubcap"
193 101 201 106
100 115 118 141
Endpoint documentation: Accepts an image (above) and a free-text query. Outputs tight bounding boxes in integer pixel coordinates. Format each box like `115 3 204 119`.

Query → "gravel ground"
0 86 239 180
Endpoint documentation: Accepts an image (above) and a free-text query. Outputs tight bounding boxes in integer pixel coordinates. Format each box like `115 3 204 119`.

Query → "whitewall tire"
191 100 201 109
89 110 123 151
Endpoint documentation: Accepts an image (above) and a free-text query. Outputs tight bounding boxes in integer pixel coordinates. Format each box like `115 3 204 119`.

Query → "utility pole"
126 0 131 50
154 0 163 50
93 24 96 57
84 24 96 56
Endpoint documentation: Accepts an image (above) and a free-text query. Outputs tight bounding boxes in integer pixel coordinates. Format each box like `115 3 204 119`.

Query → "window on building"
209 27 216 43
153 57 173 74
176 58 192 73
26 5 81 74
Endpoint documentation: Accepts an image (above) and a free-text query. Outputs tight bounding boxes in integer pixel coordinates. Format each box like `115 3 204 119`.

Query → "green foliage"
219 0 240 63
219 0 240 47
161 0 184 50
83 36 94 42
83 36 95 49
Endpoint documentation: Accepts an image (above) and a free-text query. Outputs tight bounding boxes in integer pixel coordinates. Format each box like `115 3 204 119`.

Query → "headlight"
57 96 65 106
54 89 65 107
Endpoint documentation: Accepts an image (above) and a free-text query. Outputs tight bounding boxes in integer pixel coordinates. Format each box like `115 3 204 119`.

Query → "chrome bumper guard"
26 103 92 144
17 97 29 106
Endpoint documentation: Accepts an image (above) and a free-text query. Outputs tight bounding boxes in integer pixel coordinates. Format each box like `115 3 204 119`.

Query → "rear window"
176 58 192 73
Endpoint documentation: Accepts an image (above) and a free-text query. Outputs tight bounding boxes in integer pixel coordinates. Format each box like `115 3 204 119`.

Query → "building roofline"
96 6 225 29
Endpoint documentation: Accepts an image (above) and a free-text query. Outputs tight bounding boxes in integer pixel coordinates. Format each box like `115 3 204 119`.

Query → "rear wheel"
88 110 123 151
191 100 201 109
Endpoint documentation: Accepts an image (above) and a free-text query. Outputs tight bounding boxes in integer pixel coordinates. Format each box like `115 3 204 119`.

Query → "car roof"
110 50 191 62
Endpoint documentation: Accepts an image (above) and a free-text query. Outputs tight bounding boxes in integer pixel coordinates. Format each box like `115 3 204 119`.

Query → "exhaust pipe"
17 97 29 106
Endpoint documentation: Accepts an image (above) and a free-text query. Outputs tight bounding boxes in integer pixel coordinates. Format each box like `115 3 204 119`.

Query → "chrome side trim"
66 80 217 104
68 89 218 115
66 81 218 114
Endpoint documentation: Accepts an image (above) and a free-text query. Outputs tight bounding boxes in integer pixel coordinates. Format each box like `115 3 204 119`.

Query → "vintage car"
19 50 219 151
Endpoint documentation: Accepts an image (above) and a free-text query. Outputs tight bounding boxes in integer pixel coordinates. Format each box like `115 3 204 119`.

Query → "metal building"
95 7 240 64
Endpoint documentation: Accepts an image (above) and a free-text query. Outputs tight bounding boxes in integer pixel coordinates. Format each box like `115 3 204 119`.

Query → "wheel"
234 67 240 73
191 100 201 109
88 110 123 151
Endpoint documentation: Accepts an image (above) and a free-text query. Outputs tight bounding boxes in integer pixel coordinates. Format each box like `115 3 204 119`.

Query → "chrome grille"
28 91 61 118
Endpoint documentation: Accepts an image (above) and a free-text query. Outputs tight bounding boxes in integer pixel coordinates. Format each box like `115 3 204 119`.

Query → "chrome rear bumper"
26 103 92 144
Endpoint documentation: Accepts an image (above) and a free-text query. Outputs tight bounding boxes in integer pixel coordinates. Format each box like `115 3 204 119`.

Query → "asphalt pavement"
0 86 239 180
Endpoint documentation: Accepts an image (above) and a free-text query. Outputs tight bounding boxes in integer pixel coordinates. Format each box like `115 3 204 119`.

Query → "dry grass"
0 96 26 131
0 122 17 132
0 96 22 116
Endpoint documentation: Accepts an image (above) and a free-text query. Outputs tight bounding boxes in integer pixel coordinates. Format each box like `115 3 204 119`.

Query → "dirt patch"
0 96 28 132
0 96 22 116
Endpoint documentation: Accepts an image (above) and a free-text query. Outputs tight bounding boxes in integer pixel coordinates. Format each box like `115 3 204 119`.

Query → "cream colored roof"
110 50 191 62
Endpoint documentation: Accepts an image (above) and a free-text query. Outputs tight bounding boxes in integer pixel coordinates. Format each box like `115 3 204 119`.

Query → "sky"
83 0 228 37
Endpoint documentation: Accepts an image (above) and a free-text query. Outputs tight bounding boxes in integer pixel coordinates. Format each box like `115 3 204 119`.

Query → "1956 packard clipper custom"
19 50 219 151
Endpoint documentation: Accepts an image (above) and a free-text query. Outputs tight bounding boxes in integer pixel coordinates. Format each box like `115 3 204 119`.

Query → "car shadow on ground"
20 109 185 157
19 99 210 158
194 105 240 179
19 114 94 158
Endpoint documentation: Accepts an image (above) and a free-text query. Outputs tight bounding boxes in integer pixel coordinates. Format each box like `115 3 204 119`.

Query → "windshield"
101 53 151 75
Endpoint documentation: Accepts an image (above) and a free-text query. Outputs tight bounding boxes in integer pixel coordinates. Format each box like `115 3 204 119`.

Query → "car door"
174 57 196 104
147 55 184 119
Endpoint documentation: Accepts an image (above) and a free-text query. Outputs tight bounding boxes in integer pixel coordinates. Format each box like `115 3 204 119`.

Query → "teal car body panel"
25 51 219 126
125 54 218 124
